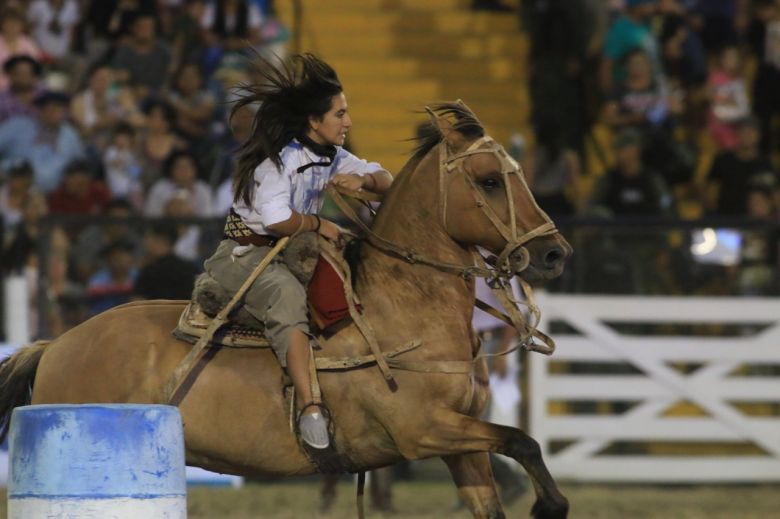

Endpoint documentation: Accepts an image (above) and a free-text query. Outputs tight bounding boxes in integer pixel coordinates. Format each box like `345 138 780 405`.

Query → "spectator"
70 197 142 283
48 159 111 217
706 44 750 151
214 101 255 214
137 99 186 190
201 0 263 53
111 11 172 98
165 62 216 145
659 8 707 90
600 0 660 95
738 183 778 295
0 90 85 193
0 55 44 123
169 0 207 72
26 0 80 64
79 0 156 65
524 119 582 216
163 195 201 261
689 0 742 55
1 184 47 274
705 117 779 216
589 128 672 216
0 161 34 232
747 0 780 155
71 65 144 149
103 122 143 207
602 48 693 187
523 0 599 158
133 221 199 300
145 150 212 217
0 7 42 91
85 237 138 314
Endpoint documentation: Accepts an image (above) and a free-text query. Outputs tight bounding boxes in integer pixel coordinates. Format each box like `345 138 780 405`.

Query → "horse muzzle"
518 236 572 281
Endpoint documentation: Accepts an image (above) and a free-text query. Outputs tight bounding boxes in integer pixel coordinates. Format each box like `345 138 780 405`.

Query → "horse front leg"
397 410 568 519
442 452 505 519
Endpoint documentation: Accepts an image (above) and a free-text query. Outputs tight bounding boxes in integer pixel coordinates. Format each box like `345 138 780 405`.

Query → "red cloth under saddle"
307 253 361 329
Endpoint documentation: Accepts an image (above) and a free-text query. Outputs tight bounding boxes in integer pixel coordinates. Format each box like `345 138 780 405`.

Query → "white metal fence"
531 295 780 483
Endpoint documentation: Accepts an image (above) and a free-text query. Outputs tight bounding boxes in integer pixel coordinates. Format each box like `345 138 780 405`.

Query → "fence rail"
532 294 780 483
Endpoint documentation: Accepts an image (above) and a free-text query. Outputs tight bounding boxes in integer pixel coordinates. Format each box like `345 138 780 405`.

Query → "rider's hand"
318 218 344 247
330 174 365 192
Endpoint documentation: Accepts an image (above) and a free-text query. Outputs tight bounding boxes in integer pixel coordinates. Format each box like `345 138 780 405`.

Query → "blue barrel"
7 404 187 518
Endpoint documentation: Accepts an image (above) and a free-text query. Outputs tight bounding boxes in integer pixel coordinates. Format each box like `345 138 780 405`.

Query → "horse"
0 102 572 519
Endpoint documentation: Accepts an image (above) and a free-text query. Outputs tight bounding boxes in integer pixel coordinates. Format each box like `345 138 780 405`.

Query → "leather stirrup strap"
308 345 322 405
319 238 397 390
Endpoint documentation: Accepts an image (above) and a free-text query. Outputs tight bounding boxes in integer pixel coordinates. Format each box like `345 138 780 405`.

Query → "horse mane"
411 101 486 161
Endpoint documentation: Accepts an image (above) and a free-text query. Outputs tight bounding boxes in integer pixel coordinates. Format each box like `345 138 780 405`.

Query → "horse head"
414 101 572 283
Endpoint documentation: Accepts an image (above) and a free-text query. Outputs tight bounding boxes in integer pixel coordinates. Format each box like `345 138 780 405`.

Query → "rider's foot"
299 409 330 449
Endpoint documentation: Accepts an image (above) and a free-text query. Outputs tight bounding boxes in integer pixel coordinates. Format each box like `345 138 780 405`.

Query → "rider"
203 54 392 449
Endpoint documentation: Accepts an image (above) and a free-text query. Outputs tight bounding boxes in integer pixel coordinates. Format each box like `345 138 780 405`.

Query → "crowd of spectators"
0 0 286 337
1 0 779 339
523 0 780 219
523 0 780 296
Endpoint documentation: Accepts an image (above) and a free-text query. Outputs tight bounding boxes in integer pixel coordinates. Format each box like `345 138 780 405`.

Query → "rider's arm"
332 149 394 194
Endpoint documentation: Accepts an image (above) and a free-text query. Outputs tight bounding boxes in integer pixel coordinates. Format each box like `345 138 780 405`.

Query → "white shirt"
234 140 384 235
27 0 80 59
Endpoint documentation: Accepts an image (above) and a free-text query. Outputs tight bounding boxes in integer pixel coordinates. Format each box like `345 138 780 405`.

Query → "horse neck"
357 151 476 326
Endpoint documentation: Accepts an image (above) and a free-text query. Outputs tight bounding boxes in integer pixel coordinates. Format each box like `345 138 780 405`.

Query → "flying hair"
231 53 344 206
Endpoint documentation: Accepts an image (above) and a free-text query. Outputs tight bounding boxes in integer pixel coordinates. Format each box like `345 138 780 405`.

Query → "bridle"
327 121 560 355
438 132 558 277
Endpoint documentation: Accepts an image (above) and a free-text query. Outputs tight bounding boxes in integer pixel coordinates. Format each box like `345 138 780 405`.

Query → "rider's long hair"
231 53 343 206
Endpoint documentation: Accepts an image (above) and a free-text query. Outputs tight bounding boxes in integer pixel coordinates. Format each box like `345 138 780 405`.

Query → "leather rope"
163 236 291 404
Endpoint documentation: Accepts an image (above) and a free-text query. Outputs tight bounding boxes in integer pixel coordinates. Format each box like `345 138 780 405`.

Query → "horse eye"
479 178 502 191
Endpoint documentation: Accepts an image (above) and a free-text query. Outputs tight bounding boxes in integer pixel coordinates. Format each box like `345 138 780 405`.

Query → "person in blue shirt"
600 0 661 95
0 91 84 193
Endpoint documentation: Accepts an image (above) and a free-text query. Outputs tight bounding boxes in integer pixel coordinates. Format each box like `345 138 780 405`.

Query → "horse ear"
424 106 467 153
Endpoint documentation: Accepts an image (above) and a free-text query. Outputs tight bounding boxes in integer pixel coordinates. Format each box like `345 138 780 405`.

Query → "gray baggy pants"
203 239 309 366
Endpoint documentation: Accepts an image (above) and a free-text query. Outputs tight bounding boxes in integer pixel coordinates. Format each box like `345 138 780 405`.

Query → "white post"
3 275 30 345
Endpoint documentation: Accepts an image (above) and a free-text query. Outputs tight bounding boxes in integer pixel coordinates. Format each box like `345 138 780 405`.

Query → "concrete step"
288 11 520 35
331 57 523 81
294 0 471 13
312 33 524 59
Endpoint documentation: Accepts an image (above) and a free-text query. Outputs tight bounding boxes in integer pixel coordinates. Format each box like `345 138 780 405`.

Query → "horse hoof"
531 497 569 519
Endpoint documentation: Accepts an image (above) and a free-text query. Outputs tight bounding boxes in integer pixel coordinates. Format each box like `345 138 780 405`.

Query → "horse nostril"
544 246 565 268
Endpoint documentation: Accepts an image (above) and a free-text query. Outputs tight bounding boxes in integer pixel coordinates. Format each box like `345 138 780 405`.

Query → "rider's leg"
286 328 329 448
286 328 316 412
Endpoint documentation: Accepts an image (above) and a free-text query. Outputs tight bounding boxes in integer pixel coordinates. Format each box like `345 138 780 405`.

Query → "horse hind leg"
443 452 505 519
397 410 568 519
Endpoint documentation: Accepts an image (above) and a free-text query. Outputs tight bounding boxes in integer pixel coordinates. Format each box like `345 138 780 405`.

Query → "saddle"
174 232 362 349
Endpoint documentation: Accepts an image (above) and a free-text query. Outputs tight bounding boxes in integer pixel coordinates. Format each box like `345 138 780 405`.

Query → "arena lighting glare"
691 227 717 255
690 228 742 266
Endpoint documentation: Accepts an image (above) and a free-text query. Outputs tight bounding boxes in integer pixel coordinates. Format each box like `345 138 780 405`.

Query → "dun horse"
0 103 572 518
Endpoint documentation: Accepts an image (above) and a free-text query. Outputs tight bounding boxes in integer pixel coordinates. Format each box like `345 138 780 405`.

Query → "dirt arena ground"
3 481 778 518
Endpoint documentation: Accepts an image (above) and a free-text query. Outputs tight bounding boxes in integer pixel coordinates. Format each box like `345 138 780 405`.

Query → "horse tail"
0 340 51 443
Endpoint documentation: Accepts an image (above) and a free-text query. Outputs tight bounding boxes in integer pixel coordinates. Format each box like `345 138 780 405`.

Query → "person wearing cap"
601 0 661 95
706 116 779 216
588 128 671 217
0 89 84 193
0 55 45 123
86 237 139 314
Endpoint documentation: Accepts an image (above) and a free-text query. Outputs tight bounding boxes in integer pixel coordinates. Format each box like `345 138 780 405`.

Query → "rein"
327 134 558 356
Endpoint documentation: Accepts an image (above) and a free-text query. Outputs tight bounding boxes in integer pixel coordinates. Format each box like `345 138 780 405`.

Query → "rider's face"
308 93 352 147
